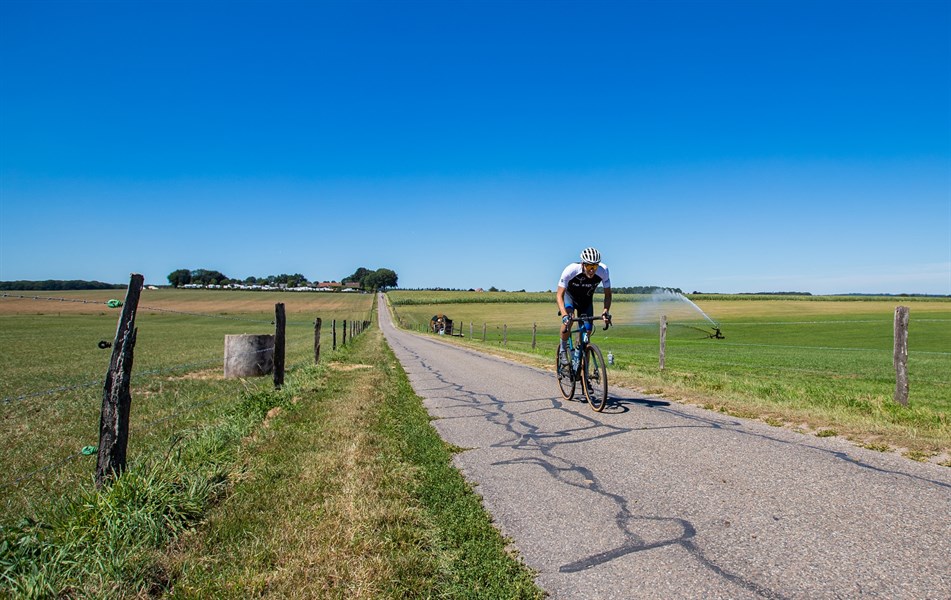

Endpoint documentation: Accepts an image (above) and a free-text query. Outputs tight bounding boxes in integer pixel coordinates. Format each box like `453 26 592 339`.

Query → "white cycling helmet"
580 247 601 264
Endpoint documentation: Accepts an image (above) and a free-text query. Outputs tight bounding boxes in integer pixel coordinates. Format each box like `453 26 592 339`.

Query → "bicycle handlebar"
565 314 612 330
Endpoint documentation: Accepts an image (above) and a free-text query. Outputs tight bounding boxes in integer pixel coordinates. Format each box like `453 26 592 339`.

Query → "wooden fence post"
503 324 507 346
314 317 322 363
482 322 486 342
894 306 909 405
274 303 286 389
96 273 144 488
343 319 348 346
532 322 537 349
659 315 667 371
470 322 473 339
333 319 337 350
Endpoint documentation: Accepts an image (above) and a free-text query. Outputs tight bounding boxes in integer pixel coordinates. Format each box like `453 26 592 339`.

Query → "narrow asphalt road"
378 295 951 599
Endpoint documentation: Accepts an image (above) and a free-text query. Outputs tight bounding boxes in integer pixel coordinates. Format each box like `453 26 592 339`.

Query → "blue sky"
1 0 949 294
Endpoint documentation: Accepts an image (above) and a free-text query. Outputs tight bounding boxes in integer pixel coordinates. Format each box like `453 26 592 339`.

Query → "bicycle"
556 315 611 411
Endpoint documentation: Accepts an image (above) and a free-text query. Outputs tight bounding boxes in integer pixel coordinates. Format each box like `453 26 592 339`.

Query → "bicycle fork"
569 331 588 376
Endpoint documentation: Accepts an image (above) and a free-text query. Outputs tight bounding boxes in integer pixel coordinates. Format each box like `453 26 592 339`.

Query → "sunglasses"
582 263 598 270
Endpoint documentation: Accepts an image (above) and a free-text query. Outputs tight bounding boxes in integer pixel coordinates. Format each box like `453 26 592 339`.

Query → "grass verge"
159 327 542 598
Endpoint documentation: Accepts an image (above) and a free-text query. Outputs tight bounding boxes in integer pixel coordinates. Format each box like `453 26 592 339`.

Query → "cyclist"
557 247 612 358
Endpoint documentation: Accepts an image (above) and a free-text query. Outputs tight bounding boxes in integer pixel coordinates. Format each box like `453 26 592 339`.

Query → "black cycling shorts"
563 292 594 332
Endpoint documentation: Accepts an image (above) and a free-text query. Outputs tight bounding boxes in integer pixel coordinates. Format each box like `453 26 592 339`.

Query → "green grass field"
0 289 375 521
388 291 951 461
1 287 947 595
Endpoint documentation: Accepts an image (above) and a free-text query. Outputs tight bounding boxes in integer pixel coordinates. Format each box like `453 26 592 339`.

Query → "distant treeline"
168 266 398 290
402 286 685 294
0 280 125 291
735 291 813 296
614 286 684 295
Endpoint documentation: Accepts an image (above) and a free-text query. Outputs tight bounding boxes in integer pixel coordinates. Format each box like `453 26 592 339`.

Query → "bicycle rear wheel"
583 344 608 411
556 344 575 400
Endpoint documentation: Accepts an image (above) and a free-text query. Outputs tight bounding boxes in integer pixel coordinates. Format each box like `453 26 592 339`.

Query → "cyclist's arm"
556 286 569 318
602 288 612 317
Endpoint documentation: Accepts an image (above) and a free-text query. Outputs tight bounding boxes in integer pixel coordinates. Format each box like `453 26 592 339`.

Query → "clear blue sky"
1 0 949 294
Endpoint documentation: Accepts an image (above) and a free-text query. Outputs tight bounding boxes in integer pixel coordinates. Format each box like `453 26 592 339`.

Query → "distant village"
178 281 365 292
166 267 396 292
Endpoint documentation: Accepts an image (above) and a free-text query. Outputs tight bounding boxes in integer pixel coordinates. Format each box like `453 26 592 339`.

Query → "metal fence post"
894 306 909 405
659 315 667 371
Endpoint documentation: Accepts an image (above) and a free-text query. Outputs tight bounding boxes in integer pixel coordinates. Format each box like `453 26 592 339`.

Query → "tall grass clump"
0 383 296 598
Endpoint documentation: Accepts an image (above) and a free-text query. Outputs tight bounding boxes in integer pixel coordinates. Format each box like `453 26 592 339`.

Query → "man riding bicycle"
557 247 612 356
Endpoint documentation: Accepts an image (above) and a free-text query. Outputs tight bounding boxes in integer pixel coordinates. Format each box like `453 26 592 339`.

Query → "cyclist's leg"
561 293 578 347
576 298 595 336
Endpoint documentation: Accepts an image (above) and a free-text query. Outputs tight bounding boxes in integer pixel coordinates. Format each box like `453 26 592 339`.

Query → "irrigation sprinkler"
673 323 726 339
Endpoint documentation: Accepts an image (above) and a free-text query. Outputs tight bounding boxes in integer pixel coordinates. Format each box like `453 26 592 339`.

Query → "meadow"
387 290 951 462
0 289 375 521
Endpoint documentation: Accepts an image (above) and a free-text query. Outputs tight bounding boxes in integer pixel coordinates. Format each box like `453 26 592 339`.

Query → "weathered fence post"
532 322 537 349
659 315 667 371
894 306 909 405
503 324 508 346
96 273 144 488
333 319 337 350
314 317 322 363
343 319 348 346
482 323 487 342
470 322 473 339
274 303 286 389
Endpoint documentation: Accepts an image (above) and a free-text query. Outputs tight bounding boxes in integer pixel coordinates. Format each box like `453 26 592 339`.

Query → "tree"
362 268 398 291
373 268 398 290
190 269 228 286
285 273 307 287
168 269 191 288
344 267 373 288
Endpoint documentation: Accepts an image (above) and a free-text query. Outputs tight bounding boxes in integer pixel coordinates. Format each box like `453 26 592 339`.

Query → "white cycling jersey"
558 262 611 302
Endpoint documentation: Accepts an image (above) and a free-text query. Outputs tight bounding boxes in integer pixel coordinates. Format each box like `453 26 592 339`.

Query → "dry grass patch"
168 369 224 381
160 340 439 598
327 362 375 371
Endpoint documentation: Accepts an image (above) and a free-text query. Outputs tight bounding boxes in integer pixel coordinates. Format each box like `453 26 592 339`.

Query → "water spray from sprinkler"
631 289 725 340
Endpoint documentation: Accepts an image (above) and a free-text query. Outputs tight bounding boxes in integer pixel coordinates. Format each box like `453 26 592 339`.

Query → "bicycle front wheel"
582 344 608 411
556 344 575 401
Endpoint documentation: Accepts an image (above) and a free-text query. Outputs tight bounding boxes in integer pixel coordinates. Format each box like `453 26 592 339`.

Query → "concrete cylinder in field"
224 334 274 377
